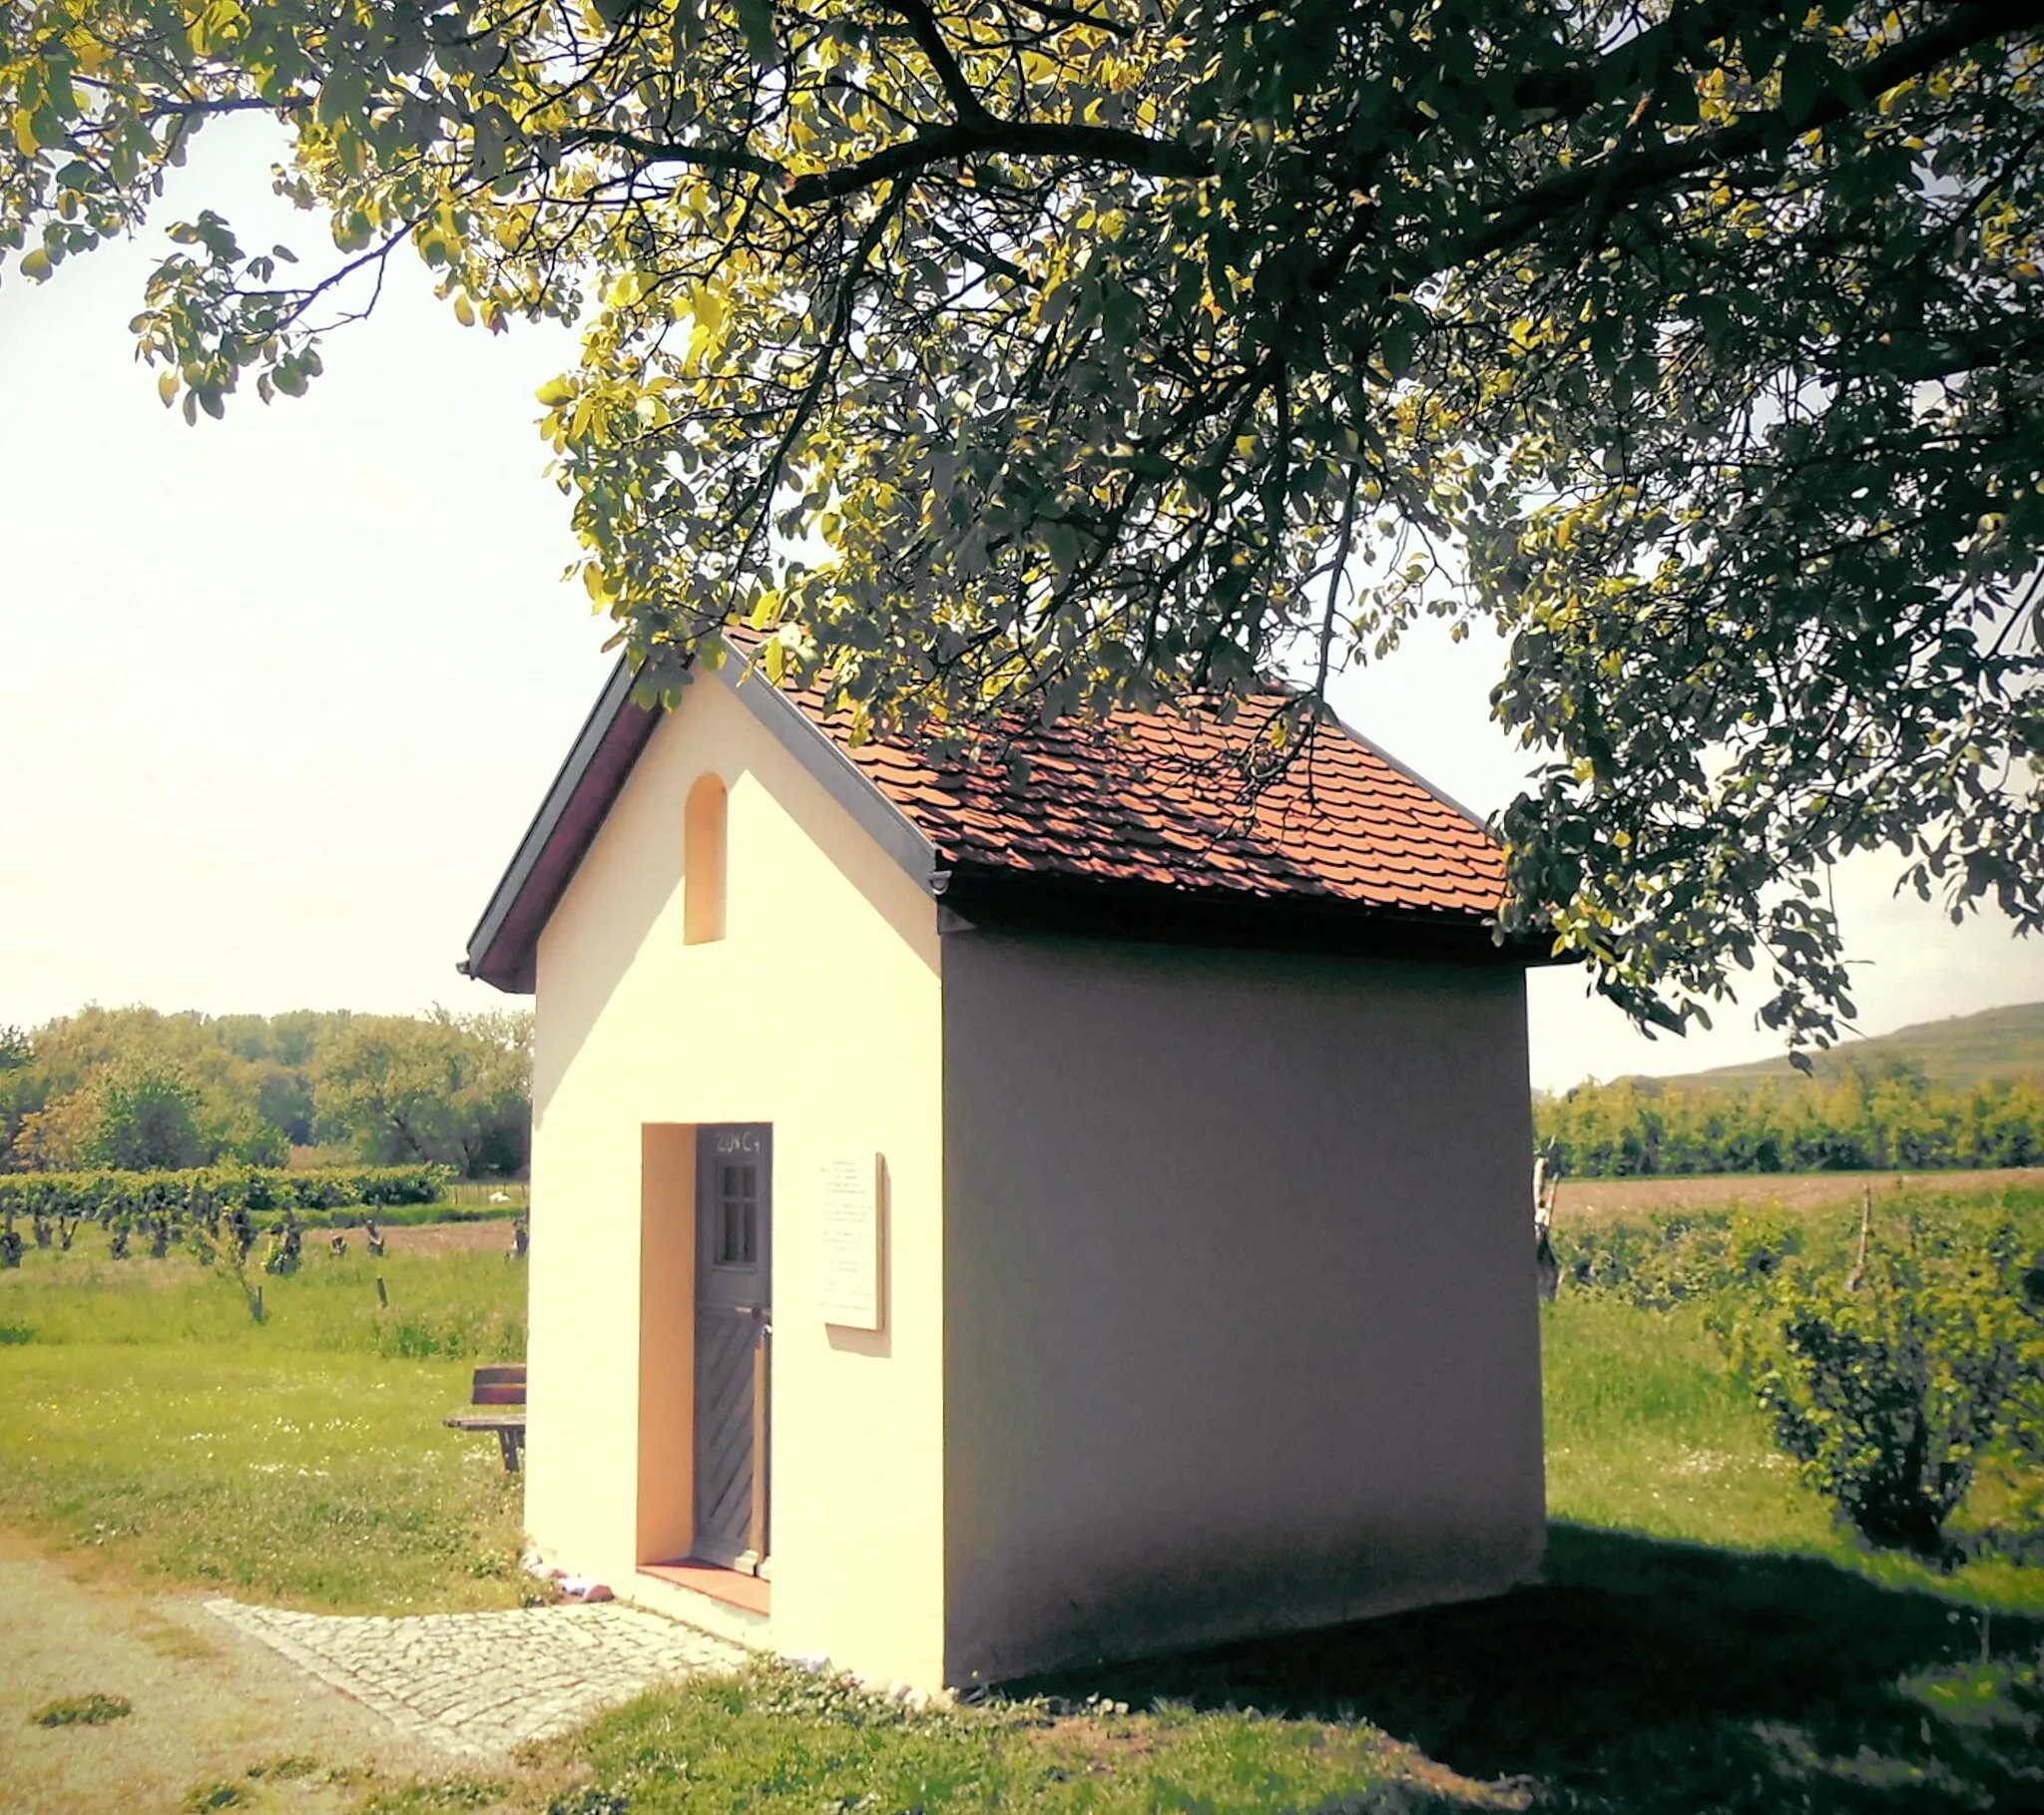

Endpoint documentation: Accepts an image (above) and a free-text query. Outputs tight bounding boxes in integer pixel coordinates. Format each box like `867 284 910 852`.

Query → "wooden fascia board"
721 649 939 887
461 659 657 993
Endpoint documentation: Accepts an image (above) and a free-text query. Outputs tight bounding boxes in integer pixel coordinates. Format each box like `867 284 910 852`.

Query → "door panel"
693 1125 770 1572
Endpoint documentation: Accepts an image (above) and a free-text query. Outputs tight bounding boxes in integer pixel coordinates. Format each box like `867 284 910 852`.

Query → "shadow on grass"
1004 1524 2044 1812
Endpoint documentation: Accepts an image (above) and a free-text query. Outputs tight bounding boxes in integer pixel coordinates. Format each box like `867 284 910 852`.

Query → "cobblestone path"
206 1597 748 1757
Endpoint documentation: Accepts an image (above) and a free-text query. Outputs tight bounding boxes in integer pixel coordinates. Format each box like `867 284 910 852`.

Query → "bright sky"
2 117 2038 1091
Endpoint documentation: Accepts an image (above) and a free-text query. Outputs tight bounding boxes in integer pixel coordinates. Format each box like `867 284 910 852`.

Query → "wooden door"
693 1124 771 1572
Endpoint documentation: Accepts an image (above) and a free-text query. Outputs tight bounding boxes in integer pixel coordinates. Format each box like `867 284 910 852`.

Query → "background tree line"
1537 1066 2044 1179
0 1006 529 1177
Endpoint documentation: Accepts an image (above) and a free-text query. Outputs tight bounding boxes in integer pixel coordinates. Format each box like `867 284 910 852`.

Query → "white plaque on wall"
817 1150 883 1329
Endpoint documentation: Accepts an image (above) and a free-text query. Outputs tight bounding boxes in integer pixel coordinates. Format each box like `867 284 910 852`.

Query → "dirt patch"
1554 1165 2044 1224
359 1220 522 1258
0 1531 495 1814
40 1218 520 1270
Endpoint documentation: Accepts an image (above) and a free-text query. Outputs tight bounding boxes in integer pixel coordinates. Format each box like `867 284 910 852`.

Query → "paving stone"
206 1596 749 1758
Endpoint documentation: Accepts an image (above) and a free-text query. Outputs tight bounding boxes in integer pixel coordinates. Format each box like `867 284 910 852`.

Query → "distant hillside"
1673 1001 2044 1090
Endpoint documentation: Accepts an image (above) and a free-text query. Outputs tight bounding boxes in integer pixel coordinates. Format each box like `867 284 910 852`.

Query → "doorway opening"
636 1122 772 1612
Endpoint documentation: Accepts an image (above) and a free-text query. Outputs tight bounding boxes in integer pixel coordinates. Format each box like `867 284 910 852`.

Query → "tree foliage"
8 1007 295 1168
1538 1062 2044 1175
0 1004 530 1175
5 1 2043 1045
311 1009 531 1174
71 1059 216 1168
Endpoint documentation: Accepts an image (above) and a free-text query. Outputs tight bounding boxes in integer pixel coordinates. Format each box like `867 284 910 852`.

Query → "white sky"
2 117 2038 1090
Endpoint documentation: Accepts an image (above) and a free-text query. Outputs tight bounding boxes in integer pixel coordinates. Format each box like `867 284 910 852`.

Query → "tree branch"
1003 0 1139 38
1512 0 1794 121
549 0 2040 245
729 183 909 568
562 124 783 180
883 0 994 124
1452 0 2044 273
784 115 1203 207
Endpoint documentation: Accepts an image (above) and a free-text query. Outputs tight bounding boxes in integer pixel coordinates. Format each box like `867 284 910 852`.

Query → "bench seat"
445 1365 528 1471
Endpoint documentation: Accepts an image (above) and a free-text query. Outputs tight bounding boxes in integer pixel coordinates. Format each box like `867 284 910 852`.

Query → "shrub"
1535 1069 2044 1178
2004 1261 2044 1481
0 1163 450 1225
1732 1210 2041 1557
1557 1209 1800 1308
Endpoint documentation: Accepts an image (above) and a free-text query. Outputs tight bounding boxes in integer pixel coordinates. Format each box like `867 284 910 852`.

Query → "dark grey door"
693 1124 770 1572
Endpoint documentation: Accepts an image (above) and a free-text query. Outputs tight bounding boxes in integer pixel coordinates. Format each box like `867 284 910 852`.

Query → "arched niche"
684 773 728 945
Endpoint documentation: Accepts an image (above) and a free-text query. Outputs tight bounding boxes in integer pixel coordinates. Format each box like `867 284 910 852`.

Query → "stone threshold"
631 1564 775 1650
640 1560 771 1615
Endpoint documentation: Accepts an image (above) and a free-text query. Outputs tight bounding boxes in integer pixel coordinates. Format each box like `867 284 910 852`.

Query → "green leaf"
733 0 777 64
1779 43 1836 131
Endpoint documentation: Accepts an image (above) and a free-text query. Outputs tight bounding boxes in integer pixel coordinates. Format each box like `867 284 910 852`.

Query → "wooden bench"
444 1364 527 1472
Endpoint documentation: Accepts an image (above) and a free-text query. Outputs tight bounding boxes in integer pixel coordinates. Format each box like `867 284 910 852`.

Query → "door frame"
636 1124 698 1570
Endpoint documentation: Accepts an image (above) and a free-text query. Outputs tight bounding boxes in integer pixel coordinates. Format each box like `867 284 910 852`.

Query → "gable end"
461 646 940 994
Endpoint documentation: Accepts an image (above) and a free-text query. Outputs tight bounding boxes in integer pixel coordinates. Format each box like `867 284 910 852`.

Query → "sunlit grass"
1543 1294 1829 1550
9 1191 2044 1813
546 1662 1466 1815
0 1241 526 1611
1542 1292 2044 1614
0 1238 524 1360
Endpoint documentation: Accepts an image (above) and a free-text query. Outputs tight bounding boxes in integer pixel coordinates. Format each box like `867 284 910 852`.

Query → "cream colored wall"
940 930 1545 1686
526 673 948 1688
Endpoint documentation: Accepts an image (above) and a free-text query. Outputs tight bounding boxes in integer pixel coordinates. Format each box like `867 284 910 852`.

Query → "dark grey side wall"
940 928 1545 1687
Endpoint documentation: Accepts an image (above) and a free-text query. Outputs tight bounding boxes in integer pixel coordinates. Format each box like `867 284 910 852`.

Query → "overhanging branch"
1451 0 2044 271
784 115 1204 206
883 0 994 124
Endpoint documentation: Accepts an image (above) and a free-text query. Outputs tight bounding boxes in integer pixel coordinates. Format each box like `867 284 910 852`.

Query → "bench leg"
497 1427 522 1473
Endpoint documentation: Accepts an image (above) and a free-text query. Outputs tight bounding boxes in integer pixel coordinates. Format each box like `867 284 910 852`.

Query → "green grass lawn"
1544 1291 2044 1614
6 1189 2044 1813
442 1180 530 1214
537 1666 1495 1815
0 1238 526 1357
0 1241 527 1610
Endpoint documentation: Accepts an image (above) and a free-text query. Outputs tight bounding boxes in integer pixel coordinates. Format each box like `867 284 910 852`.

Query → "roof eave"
461 644 1558 996
933 858 1567 967
722 652 938 887
462 659 662 993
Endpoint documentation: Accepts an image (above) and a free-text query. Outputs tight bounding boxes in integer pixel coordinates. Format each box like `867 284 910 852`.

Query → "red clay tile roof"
465 651 1520 994
801 685 1508 924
